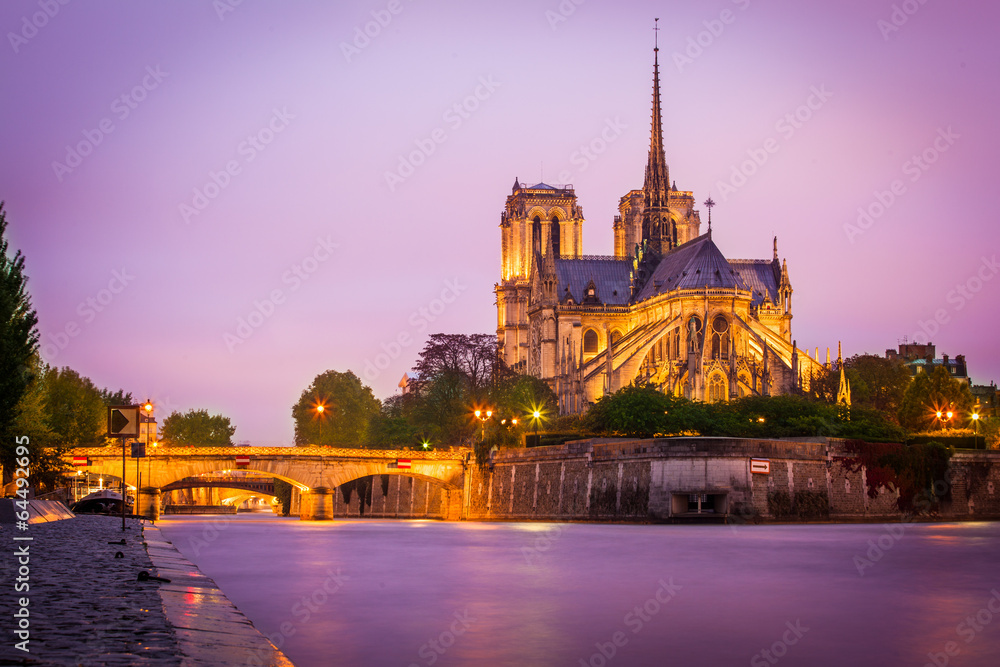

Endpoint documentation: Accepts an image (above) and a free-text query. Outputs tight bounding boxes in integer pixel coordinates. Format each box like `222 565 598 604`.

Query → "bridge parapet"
67 445 469 460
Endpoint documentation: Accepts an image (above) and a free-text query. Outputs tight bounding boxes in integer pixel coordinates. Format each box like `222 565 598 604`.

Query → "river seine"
156 515 1000 667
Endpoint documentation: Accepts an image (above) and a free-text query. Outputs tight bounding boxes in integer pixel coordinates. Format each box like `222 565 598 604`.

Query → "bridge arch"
64 446 471 521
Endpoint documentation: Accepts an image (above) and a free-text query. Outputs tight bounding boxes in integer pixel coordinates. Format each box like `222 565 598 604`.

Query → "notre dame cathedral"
495 41 828 414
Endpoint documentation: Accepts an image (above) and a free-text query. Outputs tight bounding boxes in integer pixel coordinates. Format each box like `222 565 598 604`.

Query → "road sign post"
108 406 141 531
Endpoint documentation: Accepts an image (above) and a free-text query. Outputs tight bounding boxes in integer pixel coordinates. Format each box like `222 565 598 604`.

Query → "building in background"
495 42 826 414
885 342 970 384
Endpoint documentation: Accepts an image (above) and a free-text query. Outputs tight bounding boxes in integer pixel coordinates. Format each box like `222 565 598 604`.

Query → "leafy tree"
0 202 40 484
292 370 380 446
100 388 134 406
586 383 692 437
272 478 293 516
43 367 107 445
369 394 420 448
411 333 512 399
402 333 523 448
11 355 66 491
844 354 911 415
805 354 910 419
898 365 974 432
162 409 236 447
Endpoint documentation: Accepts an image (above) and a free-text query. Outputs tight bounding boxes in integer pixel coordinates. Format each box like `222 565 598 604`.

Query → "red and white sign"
396 459 411 469
235 456 251 466
750 459 770 474
73 456 89 467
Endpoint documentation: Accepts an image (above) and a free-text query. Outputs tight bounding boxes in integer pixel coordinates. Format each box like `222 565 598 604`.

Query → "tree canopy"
0 203 40 483
806 353 911 419
162 409 236 447
898 365 974 432
292 370 380 446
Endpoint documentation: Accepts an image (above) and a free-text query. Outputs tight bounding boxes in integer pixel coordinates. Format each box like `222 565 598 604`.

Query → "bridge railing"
66 445 471 459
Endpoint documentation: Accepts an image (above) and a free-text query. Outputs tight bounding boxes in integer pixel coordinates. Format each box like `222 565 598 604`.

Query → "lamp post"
531 410 541 447
313 401 327 444
474 408 493 443
972 410 980 447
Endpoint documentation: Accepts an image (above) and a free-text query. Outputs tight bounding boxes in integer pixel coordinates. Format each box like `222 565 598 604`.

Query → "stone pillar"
300 487 334 521
138 487 161 521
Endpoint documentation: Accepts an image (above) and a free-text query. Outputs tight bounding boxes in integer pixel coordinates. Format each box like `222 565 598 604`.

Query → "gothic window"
711 315 730 360
532 216 542 255
583 329 599 354
708 374 727 403
672 327 680 359
551 216 561 256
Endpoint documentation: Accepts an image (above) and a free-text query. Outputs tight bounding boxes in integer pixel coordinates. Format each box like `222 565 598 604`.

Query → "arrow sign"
107 405 141 437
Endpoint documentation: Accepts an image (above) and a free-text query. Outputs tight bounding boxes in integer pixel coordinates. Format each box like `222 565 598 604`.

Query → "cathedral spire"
644 18 669 210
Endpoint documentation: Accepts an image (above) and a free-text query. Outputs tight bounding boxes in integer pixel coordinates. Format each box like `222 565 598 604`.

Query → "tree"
898 365 974 432
0 202 40 484
162 409 236 447
43 367 107 445
11 355 65 491
805 354 911 419
405 333 516 447
586 383 680 437
292 370 380 446
368 394 420 449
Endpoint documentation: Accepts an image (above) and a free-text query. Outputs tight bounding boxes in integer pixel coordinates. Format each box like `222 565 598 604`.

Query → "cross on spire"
654 17 660 51
704 197 715 232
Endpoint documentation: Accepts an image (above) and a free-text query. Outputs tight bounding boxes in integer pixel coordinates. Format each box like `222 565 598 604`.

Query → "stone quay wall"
462 438 1000 523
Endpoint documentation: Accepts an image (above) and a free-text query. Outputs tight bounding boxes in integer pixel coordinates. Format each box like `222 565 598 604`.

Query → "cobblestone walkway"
1 515 180 666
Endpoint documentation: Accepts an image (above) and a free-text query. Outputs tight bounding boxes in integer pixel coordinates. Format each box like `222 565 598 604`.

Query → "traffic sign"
131 442 146 458
107 405 141 438
750 459 770 474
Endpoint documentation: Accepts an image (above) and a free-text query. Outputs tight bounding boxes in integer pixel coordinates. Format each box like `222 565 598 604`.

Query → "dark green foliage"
42 367 107 445
162 409 236 447
584 384 904 442
0 203 40 483
898 365 974 431
585 383 684 437
292 370 380 446
389 333 557 457
273 478 293 516
807 354 911 417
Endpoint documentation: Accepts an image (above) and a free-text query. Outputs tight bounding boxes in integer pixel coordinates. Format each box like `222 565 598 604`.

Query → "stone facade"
495 47 826 412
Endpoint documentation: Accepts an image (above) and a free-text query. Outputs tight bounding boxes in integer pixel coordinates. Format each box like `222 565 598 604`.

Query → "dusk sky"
2 0 998 445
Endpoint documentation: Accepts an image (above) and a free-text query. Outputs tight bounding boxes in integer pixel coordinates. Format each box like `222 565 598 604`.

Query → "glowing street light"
313 399 328 444
529 409 543 447
474 408 493 443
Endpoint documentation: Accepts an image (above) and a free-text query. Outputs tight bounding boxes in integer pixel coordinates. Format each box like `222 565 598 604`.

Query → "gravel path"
1 515 181 666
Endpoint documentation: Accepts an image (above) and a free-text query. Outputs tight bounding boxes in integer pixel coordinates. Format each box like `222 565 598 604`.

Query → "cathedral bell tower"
496 179 584 370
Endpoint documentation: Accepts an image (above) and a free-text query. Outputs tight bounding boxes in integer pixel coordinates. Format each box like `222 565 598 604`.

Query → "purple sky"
2 0 998 445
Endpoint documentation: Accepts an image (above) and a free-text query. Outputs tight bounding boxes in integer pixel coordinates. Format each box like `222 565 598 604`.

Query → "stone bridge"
65 446 472 521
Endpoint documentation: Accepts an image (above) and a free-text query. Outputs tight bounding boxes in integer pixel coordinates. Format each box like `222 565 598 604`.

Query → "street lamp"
474 408 493 443
530 410 542 447
313 400 327 444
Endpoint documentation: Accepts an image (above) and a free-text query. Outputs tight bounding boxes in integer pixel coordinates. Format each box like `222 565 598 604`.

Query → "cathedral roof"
635 234 749 301
554 256 631 305
729 259 780 307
